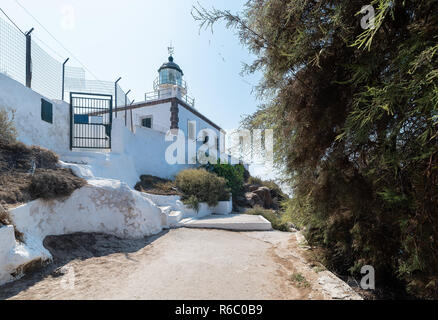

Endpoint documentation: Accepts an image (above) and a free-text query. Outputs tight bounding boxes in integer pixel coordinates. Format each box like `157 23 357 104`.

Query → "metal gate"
70 92 113 150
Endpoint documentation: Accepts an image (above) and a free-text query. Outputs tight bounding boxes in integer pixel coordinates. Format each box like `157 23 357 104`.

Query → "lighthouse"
152 46 190 104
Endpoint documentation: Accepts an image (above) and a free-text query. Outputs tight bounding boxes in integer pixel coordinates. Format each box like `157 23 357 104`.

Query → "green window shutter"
142 117 152 128
41 99 53 124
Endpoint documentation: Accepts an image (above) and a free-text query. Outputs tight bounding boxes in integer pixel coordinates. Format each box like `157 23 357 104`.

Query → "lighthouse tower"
153 46 189 102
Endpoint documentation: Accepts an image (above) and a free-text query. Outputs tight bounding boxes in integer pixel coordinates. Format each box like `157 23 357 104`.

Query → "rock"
51 266 70 277
235 196 248 208
253 186 272 208
248 184 261 192
245 192 263 207
287 222 298 232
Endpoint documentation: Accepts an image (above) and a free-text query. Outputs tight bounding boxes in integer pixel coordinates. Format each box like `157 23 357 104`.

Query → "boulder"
235 195 249 208
248 184 261 192
245 192 263 207
253 186 273 209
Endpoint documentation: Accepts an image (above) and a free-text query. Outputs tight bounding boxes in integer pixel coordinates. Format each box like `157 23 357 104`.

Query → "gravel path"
0 228 361 300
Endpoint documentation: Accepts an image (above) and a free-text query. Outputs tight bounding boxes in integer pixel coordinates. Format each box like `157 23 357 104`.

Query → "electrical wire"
13 0 102 81
0 7 25 35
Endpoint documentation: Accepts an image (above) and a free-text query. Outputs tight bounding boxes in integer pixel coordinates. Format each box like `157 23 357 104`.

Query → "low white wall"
140 193 182 207
9 179 163 241
0 225 46 285
0 179 164 286
59 150 140 188
0 73 70 155
0 226 17 284
142 192 233 218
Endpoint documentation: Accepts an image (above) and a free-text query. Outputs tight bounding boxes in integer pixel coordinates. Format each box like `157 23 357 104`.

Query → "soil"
0 229 360 300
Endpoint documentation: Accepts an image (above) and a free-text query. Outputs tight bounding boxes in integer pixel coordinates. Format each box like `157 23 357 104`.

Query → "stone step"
158 206 172 229
168 210 183 227
158 206 172 215
177 214 273 231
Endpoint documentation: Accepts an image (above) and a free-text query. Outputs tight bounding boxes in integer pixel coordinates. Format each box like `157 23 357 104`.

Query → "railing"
153 77 187 91
144 87 195 108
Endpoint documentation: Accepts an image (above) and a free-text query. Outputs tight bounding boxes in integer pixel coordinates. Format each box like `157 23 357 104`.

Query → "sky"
0 0 263 131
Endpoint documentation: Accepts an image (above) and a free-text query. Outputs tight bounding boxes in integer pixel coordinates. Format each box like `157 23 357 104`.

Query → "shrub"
0 109 17 144
183 195 200 211
204 163 245 198
245 206 289 231
135 175 180 195
175 168 230 207
29 169 86 200
30 146 59 169
280 198 311 230
247 176 263 186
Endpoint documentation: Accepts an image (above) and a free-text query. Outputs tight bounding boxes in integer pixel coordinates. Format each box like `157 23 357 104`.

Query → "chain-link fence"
0 15 26 85
0 15 131 106
64 66 131 106
31 39 63 99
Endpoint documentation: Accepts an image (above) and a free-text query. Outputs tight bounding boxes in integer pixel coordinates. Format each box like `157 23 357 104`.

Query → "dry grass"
0 109 17 144
134 175 180 195
0 140 86 207
245 206 289 231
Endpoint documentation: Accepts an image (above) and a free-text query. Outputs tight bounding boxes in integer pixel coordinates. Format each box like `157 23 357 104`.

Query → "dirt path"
0 228 360 300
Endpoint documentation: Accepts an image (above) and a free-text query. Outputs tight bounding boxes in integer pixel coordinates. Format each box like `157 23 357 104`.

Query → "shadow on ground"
0 230 168 300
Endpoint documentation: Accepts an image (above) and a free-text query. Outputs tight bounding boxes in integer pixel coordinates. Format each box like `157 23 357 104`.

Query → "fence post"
124 89 131 127
25 28 34 88
130 100 135 133
62 58 69 100
114 77 122 119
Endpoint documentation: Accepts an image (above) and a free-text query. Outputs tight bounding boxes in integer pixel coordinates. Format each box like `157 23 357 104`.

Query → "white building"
0 50 244 187
115 52 226 159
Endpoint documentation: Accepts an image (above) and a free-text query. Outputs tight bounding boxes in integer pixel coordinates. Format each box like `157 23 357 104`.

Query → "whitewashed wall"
115 102 172 134
0 73 70 155
177 103 223 164
112 118 196 180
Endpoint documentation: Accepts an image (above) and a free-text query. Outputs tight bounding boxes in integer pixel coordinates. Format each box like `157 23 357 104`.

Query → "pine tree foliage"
193 0 438 298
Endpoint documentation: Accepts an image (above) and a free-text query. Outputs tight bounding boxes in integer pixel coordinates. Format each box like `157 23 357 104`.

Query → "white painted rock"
9 179 163 241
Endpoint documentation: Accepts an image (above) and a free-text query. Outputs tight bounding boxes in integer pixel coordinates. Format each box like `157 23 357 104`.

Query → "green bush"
281 198 311 230
175 168 230 207
204 163 245 198
245 206 289 231
183 195 200 211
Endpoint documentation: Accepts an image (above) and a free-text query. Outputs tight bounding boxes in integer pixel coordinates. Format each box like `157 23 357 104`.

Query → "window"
41 99 53 124
141 117 152 128
188 121 196 140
